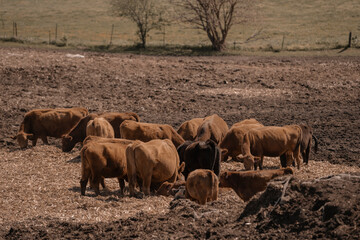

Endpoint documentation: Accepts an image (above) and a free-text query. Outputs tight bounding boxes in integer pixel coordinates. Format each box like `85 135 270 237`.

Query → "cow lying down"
219 168 293 202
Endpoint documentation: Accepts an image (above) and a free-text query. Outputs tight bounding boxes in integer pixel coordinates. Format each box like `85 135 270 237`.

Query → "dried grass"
1 143 359 228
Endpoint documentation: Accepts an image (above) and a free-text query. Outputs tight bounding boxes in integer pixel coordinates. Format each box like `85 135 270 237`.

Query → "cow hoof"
134 192 144 199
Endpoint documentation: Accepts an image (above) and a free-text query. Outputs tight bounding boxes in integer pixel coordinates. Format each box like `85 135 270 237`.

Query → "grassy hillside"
0 0 359 50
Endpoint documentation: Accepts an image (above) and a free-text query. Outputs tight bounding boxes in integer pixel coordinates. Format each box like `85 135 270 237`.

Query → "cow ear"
221 149 228 155
178 162 185 173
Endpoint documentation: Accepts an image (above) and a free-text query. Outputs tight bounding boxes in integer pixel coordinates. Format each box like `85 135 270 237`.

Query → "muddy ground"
0 47 359 239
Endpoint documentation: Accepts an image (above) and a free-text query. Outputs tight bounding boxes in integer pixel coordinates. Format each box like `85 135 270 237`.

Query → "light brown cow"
80 137 134 196
155 180 186 196
196 114 229 144
126 139 185 196
62 112 139 152
14 107 88 149
86 117 115 138
120 120 185 148
177 118 204 141
219 168 293 201
241 125 302 170
185 169 219 205
220 119 264 162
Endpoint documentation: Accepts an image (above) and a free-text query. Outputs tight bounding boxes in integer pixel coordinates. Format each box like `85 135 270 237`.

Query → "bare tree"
110 0 166 48
172 0 256 51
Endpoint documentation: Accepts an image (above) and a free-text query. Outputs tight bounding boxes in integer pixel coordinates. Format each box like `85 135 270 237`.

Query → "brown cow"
86 117 115 138
177 118 204 141
155 180 186 196
62 112 139 152
185 169 219 205
280 124 318 167
220 119 264 162
241 125 302 170
14 107 88 149
219 168 293 202
196 114 229 144
120 120 185 148
80 137 134 196
126 139 185 196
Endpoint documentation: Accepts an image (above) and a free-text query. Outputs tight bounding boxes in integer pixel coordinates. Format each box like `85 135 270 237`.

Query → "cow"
196 114 229 144
185 169 219 205
241 125 302 170
120 120 185 148
280 124 319 167
220 119 264 162
177 118 204 141
219 168 293 202
86 117 115 138
62 112 139 152
80 137 134 196
126 139 185 196
14 107 88 149
155 180 186 196
179 139 221 180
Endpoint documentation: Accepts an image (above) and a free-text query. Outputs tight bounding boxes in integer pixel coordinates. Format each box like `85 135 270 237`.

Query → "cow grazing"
120 120 185 148
180 139 221 180
219 168 293 202
185 169 219 205
220 119 264 162
196 114 229 144
86 117 115 138
177 118 204 141
280 124 319 167
14 107 88 149
155 180 186 196
241 125 302 170
126 139 185 196
62 112 139 152
80 137 134 196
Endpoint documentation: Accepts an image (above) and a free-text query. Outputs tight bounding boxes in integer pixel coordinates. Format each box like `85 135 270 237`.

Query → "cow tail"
312 135 318 153
207 139 220 177
80 145 89 181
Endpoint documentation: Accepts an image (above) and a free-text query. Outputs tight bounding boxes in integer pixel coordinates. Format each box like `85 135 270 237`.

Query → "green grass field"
0 0 359 52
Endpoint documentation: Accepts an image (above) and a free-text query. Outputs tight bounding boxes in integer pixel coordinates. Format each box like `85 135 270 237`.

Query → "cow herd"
13 107 318 204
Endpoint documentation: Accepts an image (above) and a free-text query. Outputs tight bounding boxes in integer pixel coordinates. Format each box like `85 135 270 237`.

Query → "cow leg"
142 171 152 196
91 176 102 196
41 136 49 145
80 178 88 196
101 177 106 189
259 156 264 170
31 137 38 146
198 196 207 205
294 148 301 170
118 178 125 195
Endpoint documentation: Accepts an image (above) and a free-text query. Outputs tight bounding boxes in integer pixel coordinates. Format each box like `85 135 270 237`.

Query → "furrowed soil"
0 47 359 239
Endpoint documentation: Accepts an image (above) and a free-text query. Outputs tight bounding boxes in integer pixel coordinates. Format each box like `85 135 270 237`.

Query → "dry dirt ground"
0 47 359 239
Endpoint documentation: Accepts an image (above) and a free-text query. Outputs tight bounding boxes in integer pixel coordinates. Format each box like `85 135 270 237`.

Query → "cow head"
61 135 74 152
13 132 33 149
243 155 255 170
155 182 173 196
177 162 186 181
219 171 230 188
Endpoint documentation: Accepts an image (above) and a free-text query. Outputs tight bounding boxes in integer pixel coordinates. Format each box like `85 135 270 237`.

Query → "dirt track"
0 47 359 239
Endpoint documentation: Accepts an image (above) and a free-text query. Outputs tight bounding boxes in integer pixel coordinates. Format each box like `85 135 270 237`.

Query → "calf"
86 117 114 138
155 180 186 196
120 120 185 148
14 107 88 149
126 139 185 196
185 169 219 205
80 138 134 196
219 168 293 201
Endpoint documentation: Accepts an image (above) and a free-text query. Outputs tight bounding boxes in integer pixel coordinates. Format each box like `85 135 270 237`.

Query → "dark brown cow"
178 139 221 180
196 114 229 144
62 112 139 152
220 119 264 162
241 125 302 170
280 124 318 167
219 168 293 201
120 120 185 148
177 118 204 141
126 139 185 196
14 107 88 149
185 169 219 205
80 137 134 196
